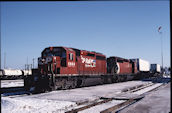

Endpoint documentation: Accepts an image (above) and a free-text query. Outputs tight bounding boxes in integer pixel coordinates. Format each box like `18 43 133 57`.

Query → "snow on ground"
1 80 160 113
120 83 171 113
1 96 76 113
1 79 24 88
132 83 162 95
28 81 151 103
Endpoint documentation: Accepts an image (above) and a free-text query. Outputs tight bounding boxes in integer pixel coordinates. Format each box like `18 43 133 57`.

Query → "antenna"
33 58 35 69
4 52 6 69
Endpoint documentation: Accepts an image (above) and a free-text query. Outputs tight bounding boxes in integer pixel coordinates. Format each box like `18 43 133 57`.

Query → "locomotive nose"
38 57 46 65
45 57 52 64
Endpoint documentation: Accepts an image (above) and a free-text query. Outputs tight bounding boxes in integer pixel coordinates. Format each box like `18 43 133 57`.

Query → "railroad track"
65 81 167 113
100 83 168 113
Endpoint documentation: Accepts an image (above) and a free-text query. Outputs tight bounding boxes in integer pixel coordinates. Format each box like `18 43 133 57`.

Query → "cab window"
69 53 73 60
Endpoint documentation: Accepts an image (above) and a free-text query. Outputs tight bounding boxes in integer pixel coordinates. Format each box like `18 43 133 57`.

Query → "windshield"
47 53 53 57
42 48 66 58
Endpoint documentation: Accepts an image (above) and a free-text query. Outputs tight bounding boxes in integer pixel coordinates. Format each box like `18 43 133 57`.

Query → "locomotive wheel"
112 75 118 83
109 78 112 84
71 80 77 89
100 76 104 85
122 75 127 82
61 79 67 89
103 76 112 84
116 76 120 83
76 79 82 88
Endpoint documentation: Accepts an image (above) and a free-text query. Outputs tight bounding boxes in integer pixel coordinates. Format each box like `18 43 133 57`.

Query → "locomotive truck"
24 46 156 93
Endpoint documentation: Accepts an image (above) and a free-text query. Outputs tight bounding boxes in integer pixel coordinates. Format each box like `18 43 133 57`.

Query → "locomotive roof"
108 56 130 62
42 46 73 52
71 47 104 55
43 46 105 56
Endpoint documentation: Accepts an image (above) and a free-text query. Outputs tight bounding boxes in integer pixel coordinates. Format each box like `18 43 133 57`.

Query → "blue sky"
1 1 170 69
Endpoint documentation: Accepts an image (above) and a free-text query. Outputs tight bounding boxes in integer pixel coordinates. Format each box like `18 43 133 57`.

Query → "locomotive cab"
38 47 77 75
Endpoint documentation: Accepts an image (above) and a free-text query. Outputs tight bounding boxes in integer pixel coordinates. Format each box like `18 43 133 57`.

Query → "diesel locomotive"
24 46 159 93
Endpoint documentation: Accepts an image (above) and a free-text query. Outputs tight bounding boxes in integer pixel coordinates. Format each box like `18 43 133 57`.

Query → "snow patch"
1 97 76 113
1 80 24 88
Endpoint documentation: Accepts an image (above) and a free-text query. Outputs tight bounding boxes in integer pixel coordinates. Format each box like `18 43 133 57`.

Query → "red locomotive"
24 46 152 93
38 46 106 75
107 56 137 74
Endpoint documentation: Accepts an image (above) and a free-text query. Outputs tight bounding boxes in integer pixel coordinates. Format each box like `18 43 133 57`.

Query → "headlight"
38 57 45 65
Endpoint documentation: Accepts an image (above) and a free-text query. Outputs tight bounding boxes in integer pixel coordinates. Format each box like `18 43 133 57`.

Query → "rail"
65 80 167 113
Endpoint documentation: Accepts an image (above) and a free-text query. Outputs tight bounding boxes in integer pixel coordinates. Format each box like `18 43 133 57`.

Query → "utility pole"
4 52 6 69
158 26 163 74
32 58 34 69
160 32 163 72
27 57 28 70
0 9 1 70
27 57 28 66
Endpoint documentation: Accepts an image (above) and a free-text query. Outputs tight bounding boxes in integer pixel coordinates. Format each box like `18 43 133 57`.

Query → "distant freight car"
2 69 23 76
23 70 32 75
0 69 23 79
0 69 32 80
150 64 161 73
131 58 150 72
